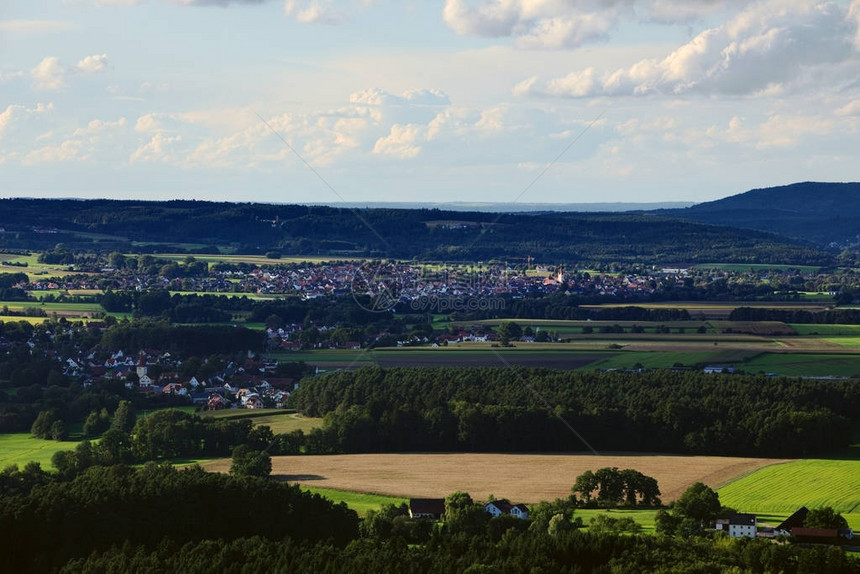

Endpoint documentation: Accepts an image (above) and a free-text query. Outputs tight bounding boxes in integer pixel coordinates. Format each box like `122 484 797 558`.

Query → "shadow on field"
273 474 327 482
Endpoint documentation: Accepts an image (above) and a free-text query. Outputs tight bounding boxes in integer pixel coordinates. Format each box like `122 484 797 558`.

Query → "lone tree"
673 482 722 524
497 321 522 346
229 444 272 478
572 467 661 507
657 482 723 536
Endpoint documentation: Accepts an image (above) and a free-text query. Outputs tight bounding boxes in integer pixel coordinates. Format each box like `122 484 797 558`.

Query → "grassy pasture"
583 350 761 371
577 508 659 534
301 487 407 517
691 263 823 273
200 409 323 435
825 337 860 349
157 253 357 266
791 324 860 336
202 453 788 506
741 353 860 377
0 433 85 469
0 254 79 278
718 458 860 530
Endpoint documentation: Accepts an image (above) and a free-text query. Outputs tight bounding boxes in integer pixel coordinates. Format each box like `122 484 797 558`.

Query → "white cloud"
31 57 66 90
850 0 860 50
130 132 183 163
284 0 347 24
372 124 425 158
518 1 860 97
73 118 128 141
0 103 52 137
442 0 750 49
349 88 450 107
22 140 86 165
29 54 111 90
76 54 109 74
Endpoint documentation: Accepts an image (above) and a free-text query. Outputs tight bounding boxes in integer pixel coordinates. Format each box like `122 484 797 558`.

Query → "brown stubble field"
202 453 790 503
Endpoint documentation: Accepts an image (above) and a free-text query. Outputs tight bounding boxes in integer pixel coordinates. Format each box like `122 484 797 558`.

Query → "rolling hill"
660 181 860 247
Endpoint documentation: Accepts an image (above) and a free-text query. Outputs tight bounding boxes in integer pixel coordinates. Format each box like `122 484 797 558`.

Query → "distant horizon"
0 195 695 213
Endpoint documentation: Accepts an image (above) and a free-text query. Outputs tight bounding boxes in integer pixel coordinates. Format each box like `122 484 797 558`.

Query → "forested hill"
0 197 832 266
659 182 860 247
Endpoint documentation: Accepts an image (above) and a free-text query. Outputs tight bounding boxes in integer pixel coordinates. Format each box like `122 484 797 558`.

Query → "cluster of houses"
716 507 854 544
26 260 669 301
407 498 530 521
0 319 299 411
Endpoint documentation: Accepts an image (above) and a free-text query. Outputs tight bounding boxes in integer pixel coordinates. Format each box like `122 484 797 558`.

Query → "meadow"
0 433 86 469
300 487 406 517
200 409 323 434
718 457 860 530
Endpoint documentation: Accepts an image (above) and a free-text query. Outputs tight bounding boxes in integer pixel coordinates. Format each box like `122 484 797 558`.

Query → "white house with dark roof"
484 499 529 520
728 514 757 538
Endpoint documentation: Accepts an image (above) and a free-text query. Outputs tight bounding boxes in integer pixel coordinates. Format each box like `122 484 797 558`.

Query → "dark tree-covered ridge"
0 197 833 265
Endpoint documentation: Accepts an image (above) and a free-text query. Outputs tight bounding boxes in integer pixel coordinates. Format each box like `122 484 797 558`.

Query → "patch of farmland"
742 353 860 377
790 324 860 337
203 453 788 505
718 458 860 529
710 321 796 336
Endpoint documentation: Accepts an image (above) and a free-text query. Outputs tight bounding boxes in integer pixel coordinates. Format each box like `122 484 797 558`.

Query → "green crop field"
0 433 85 469
582 350 759 371
741 353 860 377
300 486 406 517
691 263 823 273
718 458 860 530
824 337 860 349
791 324 860 336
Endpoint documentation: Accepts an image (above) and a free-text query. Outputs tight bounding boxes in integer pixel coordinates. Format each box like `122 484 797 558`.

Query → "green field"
741 353 860 377
718 458 860 530
301 486 407 517
200 409 323 434
577 508 659 534
583 350 759 371
0 433 85 469
790 324 860 336
691 263 823 273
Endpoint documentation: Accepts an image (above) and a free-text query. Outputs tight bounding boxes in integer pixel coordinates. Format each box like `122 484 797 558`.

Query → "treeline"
102 290 255 323
292 367 858 457
0 272 28 301
99 319 263 355
730 306 860 324
0 463 358 573
47 408 279 476
446 296 693 322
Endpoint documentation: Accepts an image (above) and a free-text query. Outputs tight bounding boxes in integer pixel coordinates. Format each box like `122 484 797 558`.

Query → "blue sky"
1 0 859 205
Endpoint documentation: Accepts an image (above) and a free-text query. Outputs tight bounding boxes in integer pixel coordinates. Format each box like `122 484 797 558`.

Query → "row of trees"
291 367 858 457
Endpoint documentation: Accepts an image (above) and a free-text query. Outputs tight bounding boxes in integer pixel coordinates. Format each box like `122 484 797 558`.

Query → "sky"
1 0 860 206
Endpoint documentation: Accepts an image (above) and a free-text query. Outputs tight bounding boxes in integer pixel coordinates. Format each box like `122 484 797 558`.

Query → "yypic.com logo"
350 261 405 312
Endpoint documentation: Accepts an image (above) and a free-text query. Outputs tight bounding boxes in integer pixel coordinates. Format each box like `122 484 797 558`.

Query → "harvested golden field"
203 453 789 504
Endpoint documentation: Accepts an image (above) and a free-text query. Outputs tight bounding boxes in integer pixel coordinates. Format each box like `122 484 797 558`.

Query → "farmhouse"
484 499 530 520
774 506 809 537
408 498 445 520
703 365 736 374
728 514 757 538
